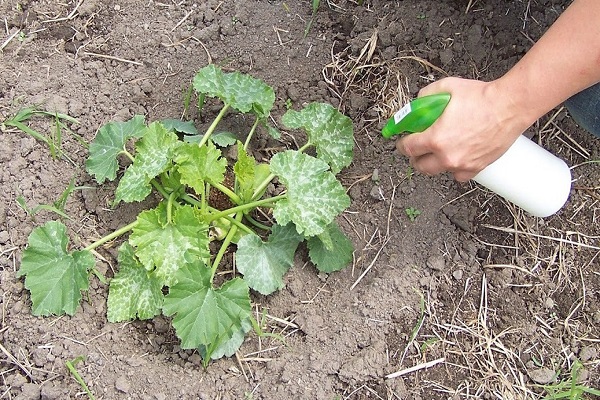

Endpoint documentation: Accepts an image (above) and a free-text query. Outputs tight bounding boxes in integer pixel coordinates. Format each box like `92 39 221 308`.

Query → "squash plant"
17 65 355 364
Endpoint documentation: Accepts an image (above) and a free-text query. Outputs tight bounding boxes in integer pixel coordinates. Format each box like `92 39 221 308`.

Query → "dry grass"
322 16 599 400
322 28 448 137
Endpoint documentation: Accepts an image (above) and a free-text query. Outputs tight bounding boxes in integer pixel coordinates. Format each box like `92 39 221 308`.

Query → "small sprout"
405 207 421 222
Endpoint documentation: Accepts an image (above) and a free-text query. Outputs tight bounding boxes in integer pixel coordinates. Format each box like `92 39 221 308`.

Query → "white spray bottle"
382 93 572 217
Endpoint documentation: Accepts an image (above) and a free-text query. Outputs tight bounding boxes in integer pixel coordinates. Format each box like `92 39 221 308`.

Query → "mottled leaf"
270 151 350 237
107 243 163 322
130 203 210 286
174 141 227 195
236 224 303 295
17 221 94 316
282 103 353 174
114 122 179 204
193 64 275 118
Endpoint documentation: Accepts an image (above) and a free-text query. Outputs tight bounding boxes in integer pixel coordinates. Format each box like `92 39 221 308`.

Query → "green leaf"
107 243 163 322
282 103 354 174
17 221 95 316
114 122 180 204
234 143 257 202
199 317 252 360
86 115 146 184
174 141 227 194
308 222 353 273
210 132 238 147
130 203 210 286
236 224 303 295
161 119 198 135
193 64 275 118
163 262 251 349
270 151 350 237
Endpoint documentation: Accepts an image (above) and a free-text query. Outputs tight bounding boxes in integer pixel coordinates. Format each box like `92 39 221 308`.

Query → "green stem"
166 191 177 224
207 195 286 223
198 104 230 148
244 215 271 231
298 142 312 153
250 142 311 201
121 149 135 162
243 117 261 151
84 221 138 252
180 194 253 235
251 173 275 201
210 212 243 282
151 178 170 200
212 182 242 205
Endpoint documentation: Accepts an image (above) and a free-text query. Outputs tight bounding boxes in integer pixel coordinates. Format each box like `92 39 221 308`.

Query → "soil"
1 1 599 399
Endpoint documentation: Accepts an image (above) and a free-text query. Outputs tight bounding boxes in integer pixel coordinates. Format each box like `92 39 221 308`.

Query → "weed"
2 106 82 163
405 207 421 221
16 179 91 220
65 356 95 400
538 360 600 399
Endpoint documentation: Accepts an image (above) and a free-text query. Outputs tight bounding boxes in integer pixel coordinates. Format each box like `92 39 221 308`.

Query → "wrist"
487 76 540 140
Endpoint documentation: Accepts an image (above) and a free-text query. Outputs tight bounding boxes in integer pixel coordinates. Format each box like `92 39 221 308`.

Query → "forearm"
495 0 600 127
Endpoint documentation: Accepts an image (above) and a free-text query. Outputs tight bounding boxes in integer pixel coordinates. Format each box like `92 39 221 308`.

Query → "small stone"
544 297 555 309
579 346 597 362
426 255 446 272
452 269 463 280
115 375 130 393
371 169 379 183
528 367 556 384
369 185 384 201
20 383 41 400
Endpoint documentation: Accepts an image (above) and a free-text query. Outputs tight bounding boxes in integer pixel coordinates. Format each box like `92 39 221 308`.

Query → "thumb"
396 131 431 158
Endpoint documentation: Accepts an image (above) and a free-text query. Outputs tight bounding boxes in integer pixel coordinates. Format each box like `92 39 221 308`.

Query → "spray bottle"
382 93 572 217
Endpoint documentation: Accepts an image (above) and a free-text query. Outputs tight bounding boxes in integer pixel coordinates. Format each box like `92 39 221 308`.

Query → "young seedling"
17 65 355 365
405 206 421 222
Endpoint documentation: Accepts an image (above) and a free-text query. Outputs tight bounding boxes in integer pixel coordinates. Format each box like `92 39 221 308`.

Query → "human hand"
395 77 532 181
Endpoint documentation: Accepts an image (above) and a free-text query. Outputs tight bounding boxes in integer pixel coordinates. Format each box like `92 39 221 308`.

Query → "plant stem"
248 143 311 202
210 212 243 282
212 182 241 205
84 221 138 251
121 149 135 162
198 104 230 148
243 117 260 151
150 178 170 200
166 191 177 224
251 173 275 201
179 194 254 235
207 195 286 223
244 214 271 231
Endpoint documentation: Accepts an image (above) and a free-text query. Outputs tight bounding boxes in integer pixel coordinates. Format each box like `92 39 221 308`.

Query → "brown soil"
1 1 598 399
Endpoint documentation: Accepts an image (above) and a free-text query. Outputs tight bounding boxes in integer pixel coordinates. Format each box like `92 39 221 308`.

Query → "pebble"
426 255 446 272
452 269 463 280
528 367 556 384
369 185 384 201
115 375 131 393
579 345 598 362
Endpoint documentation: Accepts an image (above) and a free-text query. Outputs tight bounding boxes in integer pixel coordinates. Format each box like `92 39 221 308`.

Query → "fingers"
395 132 430 158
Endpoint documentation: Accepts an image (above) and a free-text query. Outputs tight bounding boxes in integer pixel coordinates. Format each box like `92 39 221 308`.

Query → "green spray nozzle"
381 93 451 139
